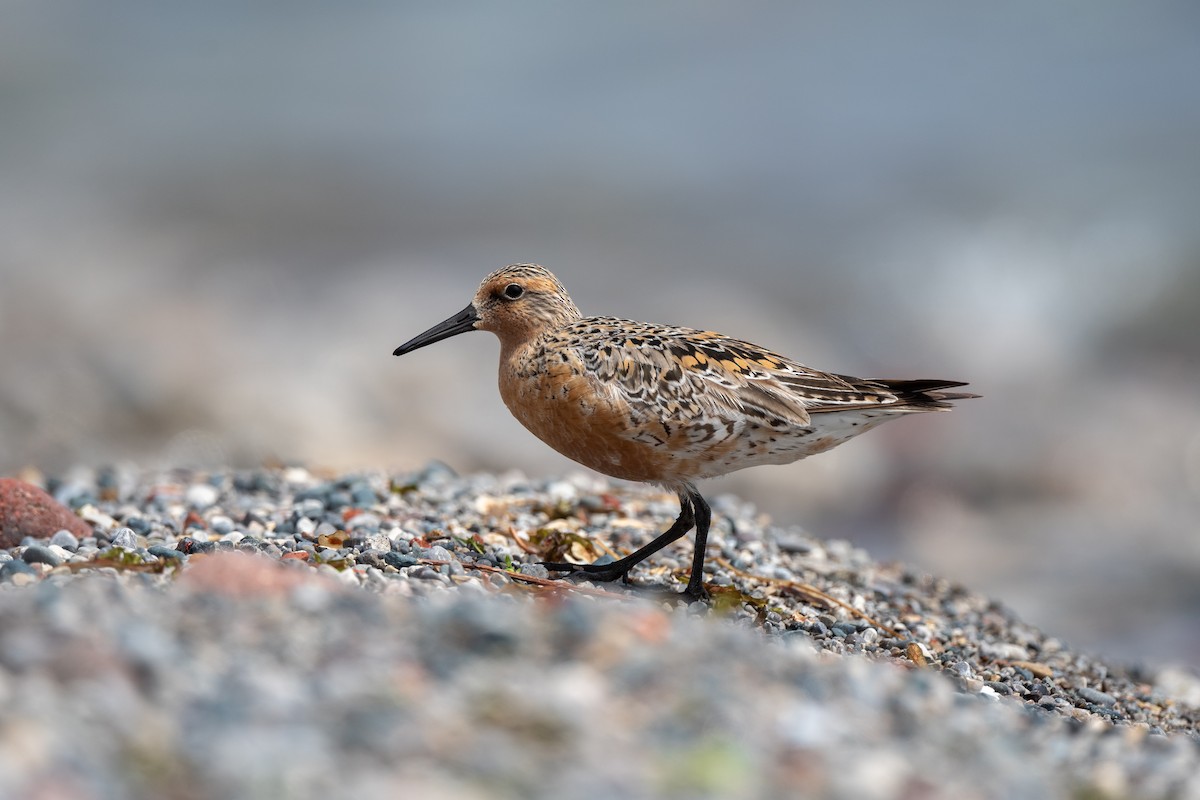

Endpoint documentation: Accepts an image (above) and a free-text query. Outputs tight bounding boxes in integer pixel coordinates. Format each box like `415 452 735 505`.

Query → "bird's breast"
498 346 680 484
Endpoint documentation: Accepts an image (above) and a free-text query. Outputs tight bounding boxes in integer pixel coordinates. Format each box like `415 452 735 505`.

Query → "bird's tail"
852 378 979 410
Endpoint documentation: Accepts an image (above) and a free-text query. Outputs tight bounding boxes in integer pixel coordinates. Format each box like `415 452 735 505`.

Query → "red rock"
0 478 92 548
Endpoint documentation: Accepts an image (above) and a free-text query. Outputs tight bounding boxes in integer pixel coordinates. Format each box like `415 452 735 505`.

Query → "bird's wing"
569 319 902 433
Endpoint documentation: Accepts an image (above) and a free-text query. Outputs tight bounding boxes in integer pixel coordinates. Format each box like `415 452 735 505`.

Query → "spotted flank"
394 263 976 600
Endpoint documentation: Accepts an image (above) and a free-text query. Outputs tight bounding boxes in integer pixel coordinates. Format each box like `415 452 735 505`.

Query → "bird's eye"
502 283 524 300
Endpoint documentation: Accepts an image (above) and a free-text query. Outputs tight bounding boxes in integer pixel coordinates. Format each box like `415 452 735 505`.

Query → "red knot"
395 263 976 600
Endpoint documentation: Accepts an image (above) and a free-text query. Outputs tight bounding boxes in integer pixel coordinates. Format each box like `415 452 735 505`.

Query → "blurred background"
2 2 1198 668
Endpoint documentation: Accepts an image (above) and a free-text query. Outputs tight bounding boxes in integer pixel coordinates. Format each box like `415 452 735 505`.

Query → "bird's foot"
540 559 631 584
681 581 710 604
542 560 711 604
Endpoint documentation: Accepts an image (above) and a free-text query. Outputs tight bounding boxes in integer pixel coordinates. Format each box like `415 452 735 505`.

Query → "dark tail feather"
850 377 979 409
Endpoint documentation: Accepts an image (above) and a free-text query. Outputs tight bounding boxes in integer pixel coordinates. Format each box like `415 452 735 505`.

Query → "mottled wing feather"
564 317 903 429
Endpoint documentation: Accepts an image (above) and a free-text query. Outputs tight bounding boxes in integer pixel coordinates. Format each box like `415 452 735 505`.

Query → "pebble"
1078 687 1119 707
0 464 1193 800
425 545 453 562
124 516 151 535
49 529 80 551
296 498 325 518
185 483 220 510
109 527 139 550
210 515 235 535
147 545 186 561
20 545 62 567
0 559 37 580
383 552 418 569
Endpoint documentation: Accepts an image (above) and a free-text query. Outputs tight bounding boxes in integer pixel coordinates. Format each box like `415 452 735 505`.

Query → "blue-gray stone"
125 516 151 535
148 545 186 561
296 498 326 518
803 620 829 637
49 529 80 551
351 487 378 507
21 545 62 567
210 516 235 535
831 622 859 638
1077 687 1118 707
0 560 36 580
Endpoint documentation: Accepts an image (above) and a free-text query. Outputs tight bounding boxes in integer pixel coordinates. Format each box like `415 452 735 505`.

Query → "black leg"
542 492 696 583
682 490 711 601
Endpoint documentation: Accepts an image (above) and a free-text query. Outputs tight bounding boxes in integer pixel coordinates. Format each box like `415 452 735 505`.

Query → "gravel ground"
1 463 1198 800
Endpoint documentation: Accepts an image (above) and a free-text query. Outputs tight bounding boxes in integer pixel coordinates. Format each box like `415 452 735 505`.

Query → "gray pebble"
831 622 859 638
49 530 80 551
425 545 453 562
296 498 325 518
383 553 418 569
110 528 138 549
346 513 381 532
124 517 151 535
22 545 63 567
518 563 549 579
0 559 36 580
772 532 814 554
353 532 391 551
147 545 186 561
1077 687 1118 707
351 487 378 507
210 515 235 535
803 620 829 637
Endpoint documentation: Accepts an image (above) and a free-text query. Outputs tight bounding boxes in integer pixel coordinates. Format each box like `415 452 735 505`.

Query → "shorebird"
394 264 975 600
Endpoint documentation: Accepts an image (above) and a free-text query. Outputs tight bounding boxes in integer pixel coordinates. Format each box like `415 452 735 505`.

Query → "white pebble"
186 484 220 510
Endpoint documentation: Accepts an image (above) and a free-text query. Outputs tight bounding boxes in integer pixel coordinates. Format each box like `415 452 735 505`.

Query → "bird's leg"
542 492 696 584
682 490 711 601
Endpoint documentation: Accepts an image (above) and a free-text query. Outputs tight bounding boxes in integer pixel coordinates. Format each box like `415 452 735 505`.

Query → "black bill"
393 304 480 356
